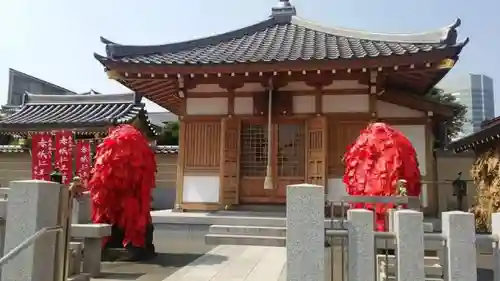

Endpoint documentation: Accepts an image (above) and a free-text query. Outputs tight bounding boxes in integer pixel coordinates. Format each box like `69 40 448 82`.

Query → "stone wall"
436 150 476 213
0 147 179 210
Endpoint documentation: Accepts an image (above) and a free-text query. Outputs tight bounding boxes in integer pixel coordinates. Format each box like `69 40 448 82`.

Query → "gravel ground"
93 224 214 281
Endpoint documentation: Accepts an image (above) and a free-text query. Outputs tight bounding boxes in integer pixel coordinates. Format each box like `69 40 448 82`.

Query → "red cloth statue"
342 122 421 231
87 124 157 249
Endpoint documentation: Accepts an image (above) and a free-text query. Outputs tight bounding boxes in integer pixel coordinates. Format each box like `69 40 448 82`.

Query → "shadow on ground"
478 268 493 281
97 272 144 280
140 253 227 267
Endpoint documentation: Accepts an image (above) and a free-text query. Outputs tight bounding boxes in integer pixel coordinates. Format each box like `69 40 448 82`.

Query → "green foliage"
425 87 468 140
157 121 179 145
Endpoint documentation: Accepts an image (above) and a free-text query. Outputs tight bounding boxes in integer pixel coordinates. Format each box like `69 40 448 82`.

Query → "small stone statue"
69 176 85 198
396 179 408 210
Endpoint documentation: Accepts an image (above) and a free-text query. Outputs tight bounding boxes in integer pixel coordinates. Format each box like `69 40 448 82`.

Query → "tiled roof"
0 105 21 115
0 92 156 134
0 145 26 153
155 145 179 154
96 12 468 65
447 117 500 153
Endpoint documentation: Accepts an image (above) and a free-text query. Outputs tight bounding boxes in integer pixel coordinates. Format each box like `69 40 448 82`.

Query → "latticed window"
277 123 305 177
240 124 268 177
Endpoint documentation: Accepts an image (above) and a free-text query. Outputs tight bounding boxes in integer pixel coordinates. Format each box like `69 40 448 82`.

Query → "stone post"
394 210 425 281
491 213 500 281
1 180 62 281
347 209 375 281
72 192 91 224
442 211 477 281
286 184 325 281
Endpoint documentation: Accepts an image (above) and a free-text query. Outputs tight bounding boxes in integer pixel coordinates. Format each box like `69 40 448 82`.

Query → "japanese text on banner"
55 131 74 184
75 140 92 182
31 133 53 181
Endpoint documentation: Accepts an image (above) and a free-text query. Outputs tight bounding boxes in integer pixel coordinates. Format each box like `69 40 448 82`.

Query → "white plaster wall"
322 95 369 113
235 83 265 92
280 81 315 91
323 80 368 90
392 125 427 176
326 178 428 207
186 97 228 115
234 97 253 114
376 101 425 118
189 84 225 93
326 178 347 205
293 95 315 114
182 175 220 203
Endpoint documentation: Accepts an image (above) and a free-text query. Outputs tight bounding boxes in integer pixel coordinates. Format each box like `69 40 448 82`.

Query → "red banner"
55 131 74 184
75 140 92 182
31 132 53 181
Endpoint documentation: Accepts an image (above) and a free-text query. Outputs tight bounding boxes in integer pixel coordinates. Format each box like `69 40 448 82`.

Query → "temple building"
95 0 468 213
0 92 157 137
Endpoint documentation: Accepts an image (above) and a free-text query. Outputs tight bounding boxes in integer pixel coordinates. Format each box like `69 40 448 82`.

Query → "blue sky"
0 0 498 113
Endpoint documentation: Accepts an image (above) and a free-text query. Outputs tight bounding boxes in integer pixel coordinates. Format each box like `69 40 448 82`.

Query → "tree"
425 87 468 141
157 121 179 145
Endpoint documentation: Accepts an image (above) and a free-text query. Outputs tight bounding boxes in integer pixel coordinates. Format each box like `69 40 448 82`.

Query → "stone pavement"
163 245 286 281
91 224 214 281
91 245 286 281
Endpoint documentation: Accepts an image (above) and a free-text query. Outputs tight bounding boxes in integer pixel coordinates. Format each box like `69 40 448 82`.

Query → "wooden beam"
379 89 455 117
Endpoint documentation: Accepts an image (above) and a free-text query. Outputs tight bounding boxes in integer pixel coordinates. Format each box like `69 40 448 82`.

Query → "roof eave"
96 46 462 76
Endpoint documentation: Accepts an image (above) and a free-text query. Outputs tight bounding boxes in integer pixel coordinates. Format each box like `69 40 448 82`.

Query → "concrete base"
153 210 439 248
152 210 438 232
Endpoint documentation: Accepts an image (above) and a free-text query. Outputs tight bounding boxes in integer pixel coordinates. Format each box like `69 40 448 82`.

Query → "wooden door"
239 120 306 204
306 116 327 186
220 118 240 207
275 121 306 201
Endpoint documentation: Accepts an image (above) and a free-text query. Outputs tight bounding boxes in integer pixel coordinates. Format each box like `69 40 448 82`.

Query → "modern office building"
7 68 76 106
439 73 495 138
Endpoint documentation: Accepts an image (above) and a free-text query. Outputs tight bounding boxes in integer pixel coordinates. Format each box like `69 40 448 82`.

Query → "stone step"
385 277 442 281
67 273 90 281
377 254 441 266
205 233 286 247
377 255 443 279
209 225 286 237
380 263 443 277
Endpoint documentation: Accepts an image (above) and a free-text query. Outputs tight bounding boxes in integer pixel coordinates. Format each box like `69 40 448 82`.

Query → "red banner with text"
55 131 74 184
75 140 92 183
31 132 53 181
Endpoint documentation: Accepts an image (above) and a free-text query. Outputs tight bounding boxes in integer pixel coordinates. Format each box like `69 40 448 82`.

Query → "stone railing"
286 184 489 281
0 181 111 281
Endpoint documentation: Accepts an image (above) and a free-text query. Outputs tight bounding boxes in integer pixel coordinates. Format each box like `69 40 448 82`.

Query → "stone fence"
286 184 494 281
0 180 110 281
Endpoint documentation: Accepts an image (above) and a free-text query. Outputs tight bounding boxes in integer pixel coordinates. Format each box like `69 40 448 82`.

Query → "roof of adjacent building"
95 1 468 66
447 117 500 153
0 92 156 134
8 68 76 95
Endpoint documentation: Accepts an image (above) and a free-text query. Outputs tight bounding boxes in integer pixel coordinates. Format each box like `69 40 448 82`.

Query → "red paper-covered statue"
343 122 421 231
87 124 157 260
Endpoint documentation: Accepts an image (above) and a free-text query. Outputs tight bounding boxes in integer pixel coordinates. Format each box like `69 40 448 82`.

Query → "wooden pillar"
219 117 241 209
369 70 378 121
174 119 186 211
424 112 438 215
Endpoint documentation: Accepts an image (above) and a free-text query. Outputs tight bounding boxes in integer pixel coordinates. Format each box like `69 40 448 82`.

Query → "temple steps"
377 255 444 280
205 225 286 247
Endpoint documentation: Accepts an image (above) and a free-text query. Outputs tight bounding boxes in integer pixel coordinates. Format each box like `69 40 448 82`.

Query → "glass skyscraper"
439 73 495 139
